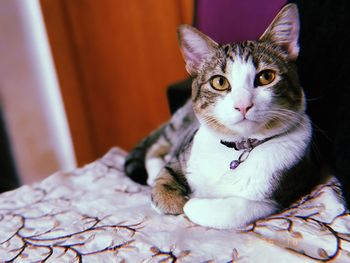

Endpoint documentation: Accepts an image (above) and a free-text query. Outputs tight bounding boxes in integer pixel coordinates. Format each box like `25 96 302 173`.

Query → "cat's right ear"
177 25 218 76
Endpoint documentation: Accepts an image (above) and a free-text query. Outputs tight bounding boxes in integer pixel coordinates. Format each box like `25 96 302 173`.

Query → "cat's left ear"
259 3 300 60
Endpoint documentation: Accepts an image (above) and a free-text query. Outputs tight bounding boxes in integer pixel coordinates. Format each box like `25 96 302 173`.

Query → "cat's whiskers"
202 114 235 135
252 108 310 135
261 108 304 124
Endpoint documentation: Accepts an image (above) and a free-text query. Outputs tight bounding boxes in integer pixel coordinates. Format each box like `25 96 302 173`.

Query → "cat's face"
178 4 304 139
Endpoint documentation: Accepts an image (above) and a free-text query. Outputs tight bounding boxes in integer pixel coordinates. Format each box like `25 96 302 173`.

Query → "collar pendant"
220 138 261 170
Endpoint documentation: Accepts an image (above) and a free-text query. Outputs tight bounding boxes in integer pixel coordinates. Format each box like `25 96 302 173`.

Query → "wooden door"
40 0 194 165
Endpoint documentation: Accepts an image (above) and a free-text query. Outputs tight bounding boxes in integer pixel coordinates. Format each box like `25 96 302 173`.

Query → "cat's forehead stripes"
221 42 257 75
221 41 288 74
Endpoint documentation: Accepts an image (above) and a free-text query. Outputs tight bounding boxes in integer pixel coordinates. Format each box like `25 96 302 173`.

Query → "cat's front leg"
145 136 172 187
183 196 277 229
151 166 190 215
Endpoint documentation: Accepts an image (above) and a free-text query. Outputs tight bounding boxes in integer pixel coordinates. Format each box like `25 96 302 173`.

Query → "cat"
124 3 319 229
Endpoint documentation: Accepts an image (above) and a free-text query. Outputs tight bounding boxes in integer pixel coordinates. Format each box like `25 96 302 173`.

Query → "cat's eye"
210 75 230 91
255 70 276 86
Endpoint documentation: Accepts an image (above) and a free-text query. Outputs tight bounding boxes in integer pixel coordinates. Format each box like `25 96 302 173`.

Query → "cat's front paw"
184 197 277 229
151 170 189 215
183 198 233 229
184 198 244 229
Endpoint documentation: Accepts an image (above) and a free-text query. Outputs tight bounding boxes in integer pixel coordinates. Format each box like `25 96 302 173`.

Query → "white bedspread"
0 148 349 262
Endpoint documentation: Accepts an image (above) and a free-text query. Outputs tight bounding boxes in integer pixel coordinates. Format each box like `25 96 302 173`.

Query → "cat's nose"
234 103 254 116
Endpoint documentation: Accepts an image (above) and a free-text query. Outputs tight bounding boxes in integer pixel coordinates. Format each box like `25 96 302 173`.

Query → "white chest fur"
186 120 311 201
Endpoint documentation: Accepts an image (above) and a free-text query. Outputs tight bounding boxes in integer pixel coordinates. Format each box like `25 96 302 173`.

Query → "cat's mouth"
241 116 250 121
236 118 249 124
227 117 260 133
235 116 258 125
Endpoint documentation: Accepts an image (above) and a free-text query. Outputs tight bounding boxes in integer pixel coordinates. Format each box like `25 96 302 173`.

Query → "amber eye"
210 75 230 91
255 70 276 86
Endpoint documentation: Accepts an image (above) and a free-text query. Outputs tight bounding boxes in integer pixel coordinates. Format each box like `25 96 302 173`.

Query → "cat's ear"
259 3 300 60
178 25 219 75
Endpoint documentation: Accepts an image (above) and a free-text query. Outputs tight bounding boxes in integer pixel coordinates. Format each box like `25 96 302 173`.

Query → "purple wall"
195 0 287 44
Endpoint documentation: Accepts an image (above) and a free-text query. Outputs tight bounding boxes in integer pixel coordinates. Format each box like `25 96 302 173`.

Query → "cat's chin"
220 119 286 140
228 119 261 135
236 118 256 126
201 113 294 140
206 120 262 140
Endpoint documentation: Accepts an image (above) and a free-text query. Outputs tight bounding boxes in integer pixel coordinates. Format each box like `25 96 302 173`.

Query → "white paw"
183 197 277 229
183 198 237 229
146 158 164 186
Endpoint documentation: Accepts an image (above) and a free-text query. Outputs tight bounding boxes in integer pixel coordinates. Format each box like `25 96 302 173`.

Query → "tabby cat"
124 3 318 229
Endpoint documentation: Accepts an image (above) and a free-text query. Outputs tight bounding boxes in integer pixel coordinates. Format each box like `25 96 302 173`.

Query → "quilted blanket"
0 147 349 262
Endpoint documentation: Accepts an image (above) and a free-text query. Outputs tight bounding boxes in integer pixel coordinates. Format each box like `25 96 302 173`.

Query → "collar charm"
220 138 268 170
229 148 251 169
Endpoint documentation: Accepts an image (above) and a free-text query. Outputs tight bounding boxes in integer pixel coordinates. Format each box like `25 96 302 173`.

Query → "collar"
220 138 270 151
220 137 274 170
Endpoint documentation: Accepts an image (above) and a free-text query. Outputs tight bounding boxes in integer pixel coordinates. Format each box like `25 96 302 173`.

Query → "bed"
0 147 349 262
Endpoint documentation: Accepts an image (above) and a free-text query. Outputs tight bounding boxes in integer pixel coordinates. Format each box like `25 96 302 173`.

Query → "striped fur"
124 4 318 229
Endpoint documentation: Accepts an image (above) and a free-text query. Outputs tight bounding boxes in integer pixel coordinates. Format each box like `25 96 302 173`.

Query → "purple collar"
220 137 272 170
220 138 269 151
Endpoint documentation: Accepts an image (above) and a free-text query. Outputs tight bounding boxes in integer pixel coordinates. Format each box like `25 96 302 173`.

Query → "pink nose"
234 103 254 116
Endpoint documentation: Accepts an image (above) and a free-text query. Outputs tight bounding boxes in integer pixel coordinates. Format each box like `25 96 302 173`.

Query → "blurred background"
0 0 193 190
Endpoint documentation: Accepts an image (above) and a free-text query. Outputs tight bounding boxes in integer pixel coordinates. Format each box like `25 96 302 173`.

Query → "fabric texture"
0 148 349 262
